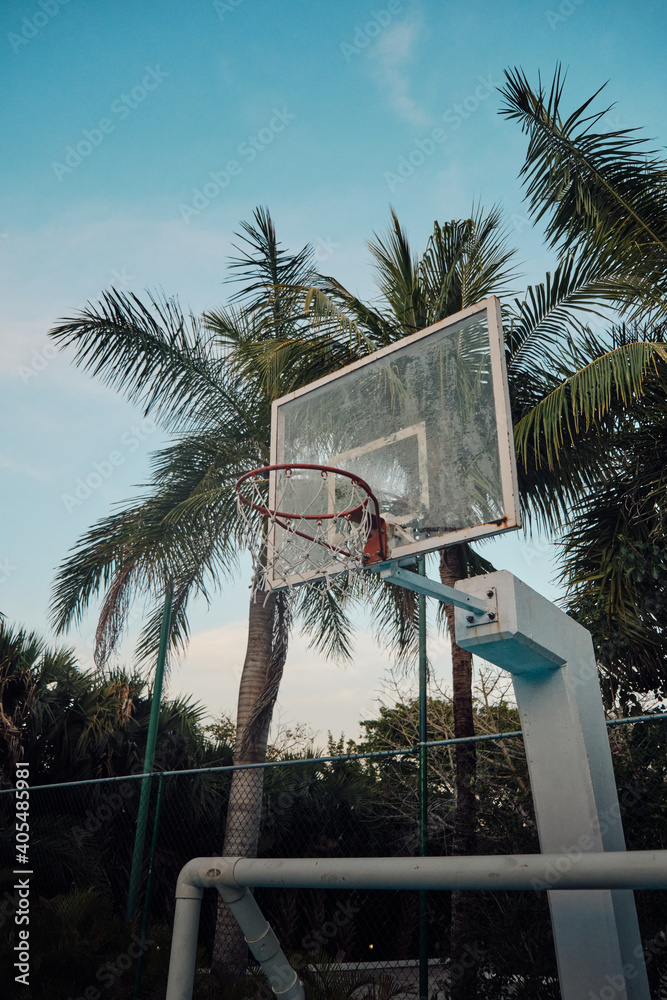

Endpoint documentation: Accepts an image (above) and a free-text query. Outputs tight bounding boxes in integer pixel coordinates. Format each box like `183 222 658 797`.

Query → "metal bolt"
487 590 494 598
487 612 496 620
466 615 475 623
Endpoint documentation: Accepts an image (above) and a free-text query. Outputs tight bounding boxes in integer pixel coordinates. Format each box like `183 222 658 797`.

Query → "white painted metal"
165 567 653 1000
165 875 203 1000
228 851 667 891
166 850 665 999
454 571 650 1000
570 636 650 999
379 564 491 614
165 858 305 1000
487 295 521 530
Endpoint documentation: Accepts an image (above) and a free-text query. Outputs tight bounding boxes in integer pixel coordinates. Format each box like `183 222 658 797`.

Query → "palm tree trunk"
211 590 288 975
440 545 478 1000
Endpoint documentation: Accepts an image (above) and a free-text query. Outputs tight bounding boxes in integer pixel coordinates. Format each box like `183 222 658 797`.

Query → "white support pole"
165 885 203 1000
453 570 650 1000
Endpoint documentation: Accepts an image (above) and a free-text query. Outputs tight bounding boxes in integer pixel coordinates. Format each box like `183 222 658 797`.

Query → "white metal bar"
165 895 203 1000
166 845 666 1000
380 565 489 613
187 851 667 893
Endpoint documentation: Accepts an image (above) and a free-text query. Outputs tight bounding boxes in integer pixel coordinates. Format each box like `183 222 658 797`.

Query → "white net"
236 465 378 595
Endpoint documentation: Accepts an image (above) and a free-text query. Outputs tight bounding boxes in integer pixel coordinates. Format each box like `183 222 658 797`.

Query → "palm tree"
553 327 667 708
47 209 359 973
499 66 667 701
0 618 79 783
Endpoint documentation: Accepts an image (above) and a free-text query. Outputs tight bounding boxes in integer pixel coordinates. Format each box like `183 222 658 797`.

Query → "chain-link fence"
1 715 667 999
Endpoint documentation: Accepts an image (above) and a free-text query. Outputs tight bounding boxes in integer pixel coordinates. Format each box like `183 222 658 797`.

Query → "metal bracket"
378 564 496 619
464 586 498 626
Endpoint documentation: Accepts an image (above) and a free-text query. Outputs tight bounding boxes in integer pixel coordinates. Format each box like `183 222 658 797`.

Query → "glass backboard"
268 296 520 587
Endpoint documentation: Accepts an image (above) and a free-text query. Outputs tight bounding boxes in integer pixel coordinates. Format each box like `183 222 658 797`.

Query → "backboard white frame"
267 296 521 589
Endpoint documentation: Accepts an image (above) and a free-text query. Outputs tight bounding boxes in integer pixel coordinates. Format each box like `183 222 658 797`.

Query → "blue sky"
2 0 666 738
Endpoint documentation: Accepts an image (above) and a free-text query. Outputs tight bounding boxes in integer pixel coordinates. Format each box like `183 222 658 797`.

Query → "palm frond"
133 581 193 671
310 277 400 351
499 65 667 319
367 208 427 335
516 429 614 535
225 205 317 334
49 289 239 432
50 428 256 665
365 570 422 668
304 286 376 354
295 577 357 662
506 254 650 374
212 326 364 400
560 486 667 695
514 337 667 470
421 205 519 317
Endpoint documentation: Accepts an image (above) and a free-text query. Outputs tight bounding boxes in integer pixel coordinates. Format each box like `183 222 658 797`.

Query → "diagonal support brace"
379 564 492 616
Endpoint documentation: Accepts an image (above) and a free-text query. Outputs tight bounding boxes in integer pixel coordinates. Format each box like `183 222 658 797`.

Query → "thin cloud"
0 452 51 483
369 14 430 127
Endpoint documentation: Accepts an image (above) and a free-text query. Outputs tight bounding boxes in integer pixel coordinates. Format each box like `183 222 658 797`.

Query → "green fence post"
132 772 165 999
417 555 428 1000
126 581 173 922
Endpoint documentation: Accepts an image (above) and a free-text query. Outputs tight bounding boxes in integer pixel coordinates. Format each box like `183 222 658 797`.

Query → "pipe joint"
175 862 204 901
247 922 280 963
175 856 243 899
273 968 303 998
217 882 246 904
197 856 243 890
167 858 306 1000
265 962 302 996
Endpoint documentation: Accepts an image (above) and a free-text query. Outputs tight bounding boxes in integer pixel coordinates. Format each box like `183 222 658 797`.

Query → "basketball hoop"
236 463 387 594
